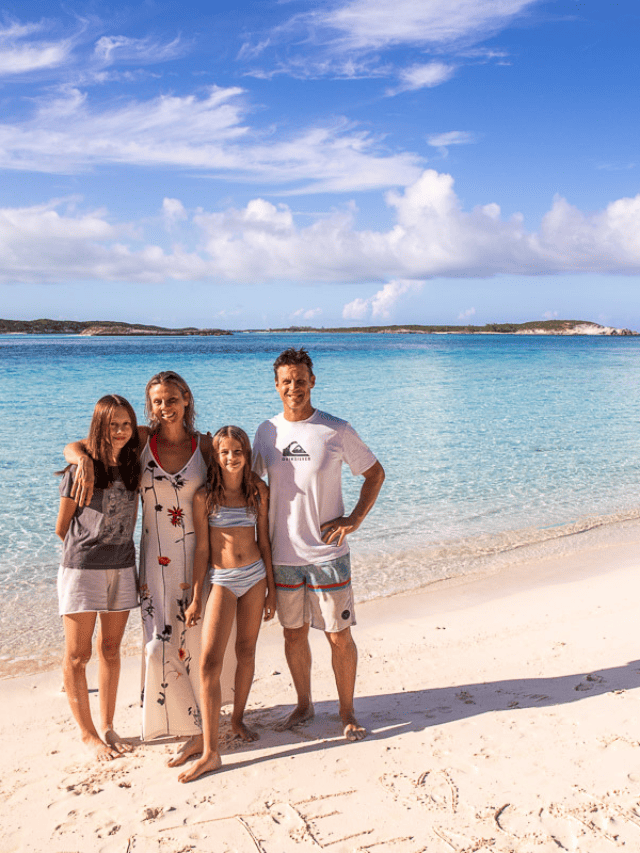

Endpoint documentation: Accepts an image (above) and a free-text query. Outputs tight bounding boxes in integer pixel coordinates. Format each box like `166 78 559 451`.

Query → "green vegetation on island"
0 319 231 336
258 320 638 336
1 318 636 336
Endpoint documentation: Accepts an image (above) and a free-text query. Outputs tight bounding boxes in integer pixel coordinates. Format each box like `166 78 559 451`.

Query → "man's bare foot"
83 733 120 762
103 728 133 753
231 718 259 742
178 752 222 783
167 734 203 767
274 704 315 732
342 714 367 742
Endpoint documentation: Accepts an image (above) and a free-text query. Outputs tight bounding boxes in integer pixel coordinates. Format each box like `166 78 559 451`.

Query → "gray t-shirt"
59 466 137 570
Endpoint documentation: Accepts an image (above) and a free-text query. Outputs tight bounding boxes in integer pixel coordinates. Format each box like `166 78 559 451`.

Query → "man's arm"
321 460 385 547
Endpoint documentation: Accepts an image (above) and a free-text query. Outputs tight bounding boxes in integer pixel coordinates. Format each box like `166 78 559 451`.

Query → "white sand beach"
3 521 640 852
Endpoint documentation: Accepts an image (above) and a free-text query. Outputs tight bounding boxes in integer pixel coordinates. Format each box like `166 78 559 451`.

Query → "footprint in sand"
575 673 606 692
494 803 550 844
379 769 459 813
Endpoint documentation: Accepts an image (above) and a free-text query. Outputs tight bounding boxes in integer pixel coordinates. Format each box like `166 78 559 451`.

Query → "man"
253 347 385 741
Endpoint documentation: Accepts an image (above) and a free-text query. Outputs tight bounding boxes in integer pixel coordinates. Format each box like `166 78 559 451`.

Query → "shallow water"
2 331 640 674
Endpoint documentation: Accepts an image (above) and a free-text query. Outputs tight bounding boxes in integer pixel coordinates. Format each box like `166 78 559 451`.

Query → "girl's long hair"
85 395 140 490
144 371 196 434
206 426 259 517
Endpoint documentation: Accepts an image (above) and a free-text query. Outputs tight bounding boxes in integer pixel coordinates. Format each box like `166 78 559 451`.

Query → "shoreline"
2 320 638 336
3 521 640 850
4 512 640 680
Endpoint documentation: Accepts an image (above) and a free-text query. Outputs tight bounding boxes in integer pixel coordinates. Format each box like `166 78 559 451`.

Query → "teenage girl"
178 426 276 783
56 395 140 761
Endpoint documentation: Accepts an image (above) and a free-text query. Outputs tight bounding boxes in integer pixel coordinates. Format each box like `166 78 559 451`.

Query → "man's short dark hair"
273 347 314 379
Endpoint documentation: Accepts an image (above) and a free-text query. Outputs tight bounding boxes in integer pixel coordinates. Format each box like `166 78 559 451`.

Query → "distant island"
0 319 231 336
261 320 638 336
0 318 637 336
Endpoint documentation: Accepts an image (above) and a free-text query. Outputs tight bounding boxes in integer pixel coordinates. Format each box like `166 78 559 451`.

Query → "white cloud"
4 171 640 285
93 35 183 67
0 87 422 191
162 198 188 231
242 0 539 82
388 62 456 95
0 21 72 75
342 298 370 320
321 0 540 51
458 307 476 320
427 131 478 154
343 279 424 320
293 307 323 321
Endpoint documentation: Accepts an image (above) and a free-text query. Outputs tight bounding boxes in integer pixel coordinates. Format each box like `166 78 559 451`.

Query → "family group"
55 347 385 782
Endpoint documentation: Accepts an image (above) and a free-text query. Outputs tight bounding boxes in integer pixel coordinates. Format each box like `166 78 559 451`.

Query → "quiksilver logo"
282 441 310 461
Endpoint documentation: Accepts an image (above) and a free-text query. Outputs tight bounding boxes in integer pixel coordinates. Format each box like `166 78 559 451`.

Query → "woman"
65 371 231 767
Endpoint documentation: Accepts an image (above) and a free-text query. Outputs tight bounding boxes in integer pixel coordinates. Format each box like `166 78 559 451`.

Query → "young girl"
56 395 140 761
178 426 275 783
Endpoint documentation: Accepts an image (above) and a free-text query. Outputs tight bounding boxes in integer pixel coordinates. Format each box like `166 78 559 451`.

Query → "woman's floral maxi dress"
139 434 207 740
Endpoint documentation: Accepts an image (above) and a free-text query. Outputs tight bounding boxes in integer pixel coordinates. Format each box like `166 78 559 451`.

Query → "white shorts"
273 554 355 633
57 565 139 615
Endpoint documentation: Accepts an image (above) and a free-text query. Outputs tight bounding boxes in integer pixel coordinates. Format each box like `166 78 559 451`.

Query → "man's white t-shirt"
252 409 377 566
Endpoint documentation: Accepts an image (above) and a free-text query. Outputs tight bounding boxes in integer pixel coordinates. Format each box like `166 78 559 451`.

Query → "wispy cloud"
427 130 479 155
0 87 422 191
387 62 456 95
93 34 184 67
0 20 73 75
320 0 540 51
240 0 541 85
0 14 188 84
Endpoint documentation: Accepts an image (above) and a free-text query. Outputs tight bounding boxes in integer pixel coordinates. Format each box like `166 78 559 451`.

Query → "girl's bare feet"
103 727 134 753
178 751 222 783
83 733 120 762
167 734 203 767
231 718 259 742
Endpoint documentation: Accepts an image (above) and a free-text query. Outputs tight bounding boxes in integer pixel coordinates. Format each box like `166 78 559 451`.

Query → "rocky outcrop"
515 322 637 336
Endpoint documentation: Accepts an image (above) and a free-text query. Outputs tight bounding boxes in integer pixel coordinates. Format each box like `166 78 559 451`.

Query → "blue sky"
1 0 640 330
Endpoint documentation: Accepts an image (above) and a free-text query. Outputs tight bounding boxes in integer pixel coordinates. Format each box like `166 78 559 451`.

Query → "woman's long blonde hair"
206 426 259 517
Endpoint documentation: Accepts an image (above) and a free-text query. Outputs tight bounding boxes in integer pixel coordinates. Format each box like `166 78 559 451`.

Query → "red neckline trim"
150 433 196 466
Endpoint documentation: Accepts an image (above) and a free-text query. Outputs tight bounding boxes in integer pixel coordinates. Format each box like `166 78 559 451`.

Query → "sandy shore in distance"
3 523 640 852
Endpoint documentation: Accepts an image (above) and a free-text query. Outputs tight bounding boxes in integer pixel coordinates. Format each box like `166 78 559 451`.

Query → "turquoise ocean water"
2 331 640 674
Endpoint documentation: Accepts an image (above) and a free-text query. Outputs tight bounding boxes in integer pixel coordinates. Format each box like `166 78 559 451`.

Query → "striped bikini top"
208 505 256 529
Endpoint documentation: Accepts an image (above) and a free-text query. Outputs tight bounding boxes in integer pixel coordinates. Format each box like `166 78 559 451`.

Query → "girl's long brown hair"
85 395 140 490
205 426 259 517
144 371 196 434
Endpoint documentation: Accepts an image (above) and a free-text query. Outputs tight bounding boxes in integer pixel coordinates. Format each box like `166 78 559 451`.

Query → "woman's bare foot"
231 718 259 742
274 703 314 732
103 727 134 753
178 751 222 783
167 734 203 767
83 733 120 762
